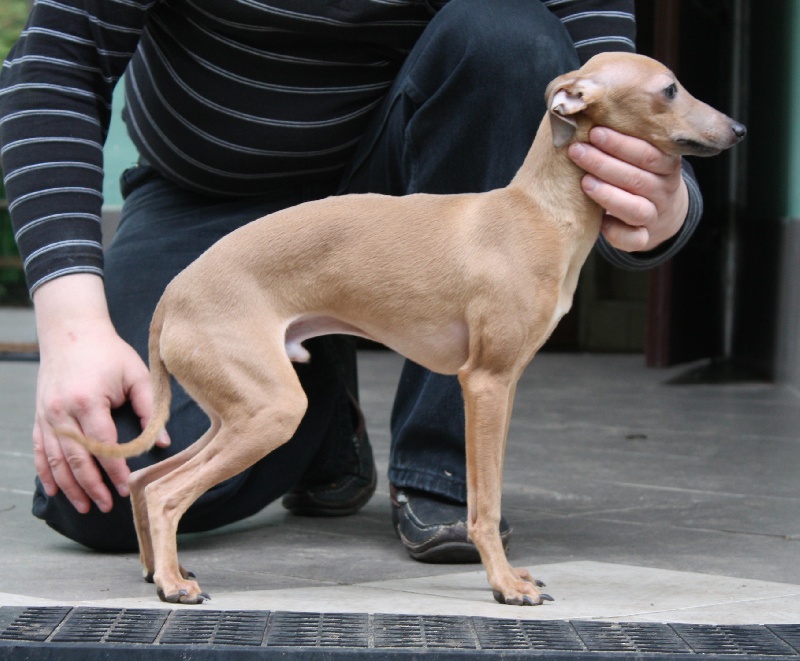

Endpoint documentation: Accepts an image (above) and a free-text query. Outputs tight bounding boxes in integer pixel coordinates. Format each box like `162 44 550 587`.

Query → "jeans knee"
431 0 579 103
32 479 139 552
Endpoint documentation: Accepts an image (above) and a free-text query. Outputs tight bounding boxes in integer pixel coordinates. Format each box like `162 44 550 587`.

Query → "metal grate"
160 610 268 646
267 612 370 648
0 606 798 658
773 625 800 653
372 613 477 649
573 621 693 654
673 623 800 656
51 608 169 644
474 618 586 651
0 606 71 642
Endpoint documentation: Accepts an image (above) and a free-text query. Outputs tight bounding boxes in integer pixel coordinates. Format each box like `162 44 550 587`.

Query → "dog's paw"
155 574 209 605
157 586 211 605
180 566 197 580
492 589 554 606
491 568 553 606
147 566 196 583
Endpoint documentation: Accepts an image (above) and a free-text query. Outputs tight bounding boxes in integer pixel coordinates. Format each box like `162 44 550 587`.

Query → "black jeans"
33 0 579 551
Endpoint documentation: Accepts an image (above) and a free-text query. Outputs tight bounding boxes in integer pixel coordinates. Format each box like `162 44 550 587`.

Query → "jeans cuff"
388 466 466 504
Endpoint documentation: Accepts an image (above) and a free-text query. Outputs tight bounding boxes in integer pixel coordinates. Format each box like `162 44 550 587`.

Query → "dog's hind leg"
128 415 221 584
144 331 309 604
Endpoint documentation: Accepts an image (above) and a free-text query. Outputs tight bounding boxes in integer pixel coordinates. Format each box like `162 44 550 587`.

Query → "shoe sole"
406 541 483 564
398 526 512 564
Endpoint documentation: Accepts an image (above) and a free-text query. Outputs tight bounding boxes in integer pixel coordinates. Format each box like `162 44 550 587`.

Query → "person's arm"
0 1 165 513
0 0 152 293
547 0 703 266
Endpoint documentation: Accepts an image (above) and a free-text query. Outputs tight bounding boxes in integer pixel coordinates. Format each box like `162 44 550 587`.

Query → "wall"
775 2 800 391
101 79 135 245
734 0 800 389
103 80 135 208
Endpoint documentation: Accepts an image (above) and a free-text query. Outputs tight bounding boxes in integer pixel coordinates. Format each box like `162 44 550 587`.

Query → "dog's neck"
506 115 605 321
508 115 602 238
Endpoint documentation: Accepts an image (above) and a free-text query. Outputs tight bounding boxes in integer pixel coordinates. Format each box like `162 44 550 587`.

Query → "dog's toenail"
540 593 554 602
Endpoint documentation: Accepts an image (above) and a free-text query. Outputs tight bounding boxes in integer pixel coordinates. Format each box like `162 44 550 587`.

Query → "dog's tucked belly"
285 314 469 375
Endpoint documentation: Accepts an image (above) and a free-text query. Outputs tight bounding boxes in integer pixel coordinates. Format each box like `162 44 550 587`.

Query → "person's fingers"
568 128 689 252
32 421 58 497
76 406 131 502
600 214 650 252
127 365 171 450
581 173 657 230
38 419 94 513
587 127 680 176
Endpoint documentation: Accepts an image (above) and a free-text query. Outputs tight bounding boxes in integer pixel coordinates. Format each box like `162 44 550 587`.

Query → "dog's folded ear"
548 89 583 148
546 77 601 148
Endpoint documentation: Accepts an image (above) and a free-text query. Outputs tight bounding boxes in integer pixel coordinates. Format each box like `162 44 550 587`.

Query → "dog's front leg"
459 365 550 606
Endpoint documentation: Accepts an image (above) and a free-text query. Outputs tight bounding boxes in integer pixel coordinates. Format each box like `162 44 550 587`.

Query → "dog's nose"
732 122 747 140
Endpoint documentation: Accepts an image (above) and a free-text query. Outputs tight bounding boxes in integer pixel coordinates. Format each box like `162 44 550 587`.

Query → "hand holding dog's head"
546 52 746 156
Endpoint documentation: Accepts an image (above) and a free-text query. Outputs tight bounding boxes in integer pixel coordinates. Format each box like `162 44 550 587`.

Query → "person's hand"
567 126 689 252
32 274 169 514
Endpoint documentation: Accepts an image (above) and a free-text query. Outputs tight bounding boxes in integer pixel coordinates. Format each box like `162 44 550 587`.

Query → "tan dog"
65 52 745 606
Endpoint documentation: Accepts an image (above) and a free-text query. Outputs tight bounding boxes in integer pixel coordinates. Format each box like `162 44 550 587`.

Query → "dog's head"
545 52 746 156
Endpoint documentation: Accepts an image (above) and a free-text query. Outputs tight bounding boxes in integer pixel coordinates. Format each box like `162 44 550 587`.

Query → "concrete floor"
1 306 799 624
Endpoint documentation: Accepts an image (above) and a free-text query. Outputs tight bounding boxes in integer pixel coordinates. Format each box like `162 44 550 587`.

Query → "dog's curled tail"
59 305 172 459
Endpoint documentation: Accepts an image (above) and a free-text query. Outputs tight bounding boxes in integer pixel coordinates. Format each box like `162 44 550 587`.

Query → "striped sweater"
0 0 696 294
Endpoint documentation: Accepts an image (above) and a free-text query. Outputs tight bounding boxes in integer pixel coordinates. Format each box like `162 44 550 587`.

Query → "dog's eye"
664 83 678 101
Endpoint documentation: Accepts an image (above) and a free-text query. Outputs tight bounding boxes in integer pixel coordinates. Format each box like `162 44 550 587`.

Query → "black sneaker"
390 485 511 563
282 400 377 517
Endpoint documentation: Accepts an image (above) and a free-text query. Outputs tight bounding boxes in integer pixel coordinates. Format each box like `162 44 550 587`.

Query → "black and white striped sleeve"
0 0 153 295
543 0 636 62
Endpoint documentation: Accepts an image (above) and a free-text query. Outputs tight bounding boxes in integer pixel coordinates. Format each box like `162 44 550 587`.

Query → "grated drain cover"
0 606 798 659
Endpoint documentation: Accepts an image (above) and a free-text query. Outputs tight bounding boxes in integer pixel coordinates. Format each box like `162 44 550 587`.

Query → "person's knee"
430 0 579 104
32 481 139 552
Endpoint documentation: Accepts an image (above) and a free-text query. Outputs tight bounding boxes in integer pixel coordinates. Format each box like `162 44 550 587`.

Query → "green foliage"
0 0 29 65
0 1 30 302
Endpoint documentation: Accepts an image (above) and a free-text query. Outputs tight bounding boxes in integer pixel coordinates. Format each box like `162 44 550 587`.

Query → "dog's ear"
546 76 602 148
